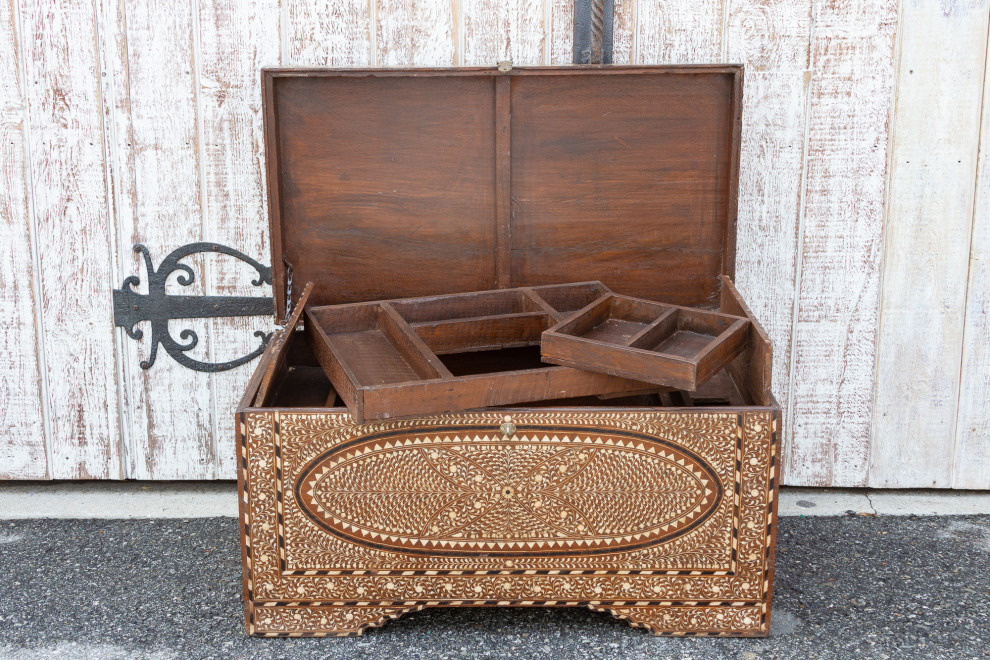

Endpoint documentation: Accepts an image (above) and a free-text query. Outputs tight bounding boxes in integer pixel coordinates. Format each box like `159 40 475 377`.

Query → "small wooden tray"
540 293 750 391
305 282 653 422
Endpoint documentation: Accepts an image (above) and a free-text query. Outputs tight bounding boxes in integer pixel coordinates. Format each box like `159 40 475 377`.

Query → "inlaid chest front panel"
297 429 722 559
238 408 779 637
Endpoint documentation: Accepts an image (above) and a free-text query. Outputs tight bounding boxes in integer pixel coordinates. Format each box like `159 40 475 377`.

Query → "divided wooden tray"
541 293 750 391
304 282 654 423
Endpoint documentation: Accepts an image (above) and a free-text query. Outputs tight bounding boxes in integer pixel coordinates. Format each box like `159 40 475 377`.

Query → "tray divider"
410 311 552 355
407 311 550 329
689 317 751 385
377 303 454 380
693 317 750 362
304 314 362 416
520 288 567 322
546 294 615 337
626 307 679 350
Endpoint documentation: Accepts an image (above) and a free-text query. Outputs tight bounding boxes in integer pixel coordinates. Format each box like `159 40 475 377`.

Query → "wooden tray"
541 293 750 391
305 282 654 422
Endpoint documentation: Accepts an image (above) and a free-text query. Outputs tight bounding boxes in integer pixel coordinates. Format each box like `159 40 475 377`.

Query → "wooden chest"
237 65 781 637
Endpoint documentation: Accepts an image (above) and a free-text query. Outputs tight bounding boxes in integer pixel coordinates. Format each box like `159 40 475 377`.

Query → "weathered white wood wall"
1 0 987 488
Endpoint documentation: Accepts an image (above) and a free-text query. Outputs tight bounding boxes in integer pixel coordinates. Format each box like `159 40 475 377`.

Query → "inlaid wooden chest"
237 65 781 637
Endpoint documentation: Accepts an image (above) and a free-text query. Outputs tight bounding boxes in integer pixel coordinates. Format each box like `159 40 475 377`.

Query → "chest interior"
250 65 771 415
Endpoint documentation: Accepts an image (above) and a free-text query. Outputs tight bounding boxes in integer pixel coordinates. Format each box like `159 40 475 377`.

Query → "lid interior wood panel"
264 66 742 322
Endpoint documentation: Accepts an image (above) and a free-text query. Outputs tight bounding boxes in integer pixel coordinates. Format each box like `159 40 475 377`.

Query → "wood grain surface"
871 0 990 488
21 0 122 479
954 27 990 489
377 0 457 65
198 0 281 479
263 67 742 312
462 0 545 65
731 73 807 479
610 0 635 64
0 0 47 478
724 0 811 481
638 0 724 64
549 0 574 65
286 0 373 67
108 0 215 480
3 0 989 488
785 0 897 487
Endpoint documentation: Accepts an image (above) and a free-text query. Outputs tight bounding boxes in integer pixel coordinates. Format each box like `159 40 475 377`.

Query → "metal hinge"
283 254 294 319
113 243 274 372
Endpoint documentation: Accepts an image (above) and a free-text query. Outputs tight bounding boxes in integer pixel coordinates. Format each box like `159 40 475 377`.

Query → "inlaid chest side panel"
237 408 779 636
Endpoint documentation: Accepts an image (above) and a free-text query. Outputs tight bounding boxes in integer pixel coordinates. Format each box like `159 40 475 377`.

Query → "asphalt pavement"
0 514 987 659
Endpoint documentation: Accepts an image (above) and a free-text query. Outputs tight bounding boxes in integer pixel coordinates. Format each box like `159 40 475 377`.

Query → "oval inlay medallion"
295 428 722 556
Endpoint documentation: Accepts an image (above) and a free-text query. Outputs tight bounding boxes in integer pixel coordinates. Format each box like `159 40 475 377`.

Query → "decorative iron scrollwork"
113 243 275 372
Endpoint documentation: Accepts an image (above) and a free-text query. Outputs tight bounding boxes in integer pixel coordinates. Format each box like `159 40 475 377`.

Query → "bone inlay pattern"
297 430 721 555
239 410 779 636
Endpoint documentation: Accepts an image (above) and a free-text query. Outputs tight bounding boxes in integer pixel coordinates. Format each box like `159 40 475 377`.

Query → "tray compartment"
305 282 654 422
526 281 612 318
396 288 556 353
557 295 669 345
306 302 451 401
438 345 551 376
413 312 553 354
632 307 738 356
541 293 750 391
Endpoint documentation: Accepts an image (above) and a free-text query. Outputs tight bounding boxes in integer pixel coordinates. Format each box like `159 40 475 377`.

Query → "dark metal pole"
573 0 613 64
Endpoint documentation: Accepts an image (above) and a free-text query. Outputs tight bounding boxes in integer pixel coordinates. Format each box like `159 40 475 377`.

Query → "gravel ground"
0 515 987 660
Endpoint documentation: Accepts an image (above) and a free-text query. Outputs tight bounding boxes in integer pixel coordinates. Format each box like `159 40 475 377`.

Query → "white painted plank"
94 0 133 481
785 0 897 487
197 0 281 479
732 72 809 484
462 0 546 65
0 0 47 479
376 0 457 65
286 0 373 66
611 0 636 64
952 27 990 490
548 0 573 65
108 0 216 479
725 0 811 72
871 0 990 489
725 0 811 485
637 0 724 64
20 0 122 478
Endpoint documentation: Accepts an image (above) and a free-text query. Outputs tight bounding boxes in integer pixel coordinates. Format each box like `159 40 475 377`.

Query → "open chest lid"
263 65 743 323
